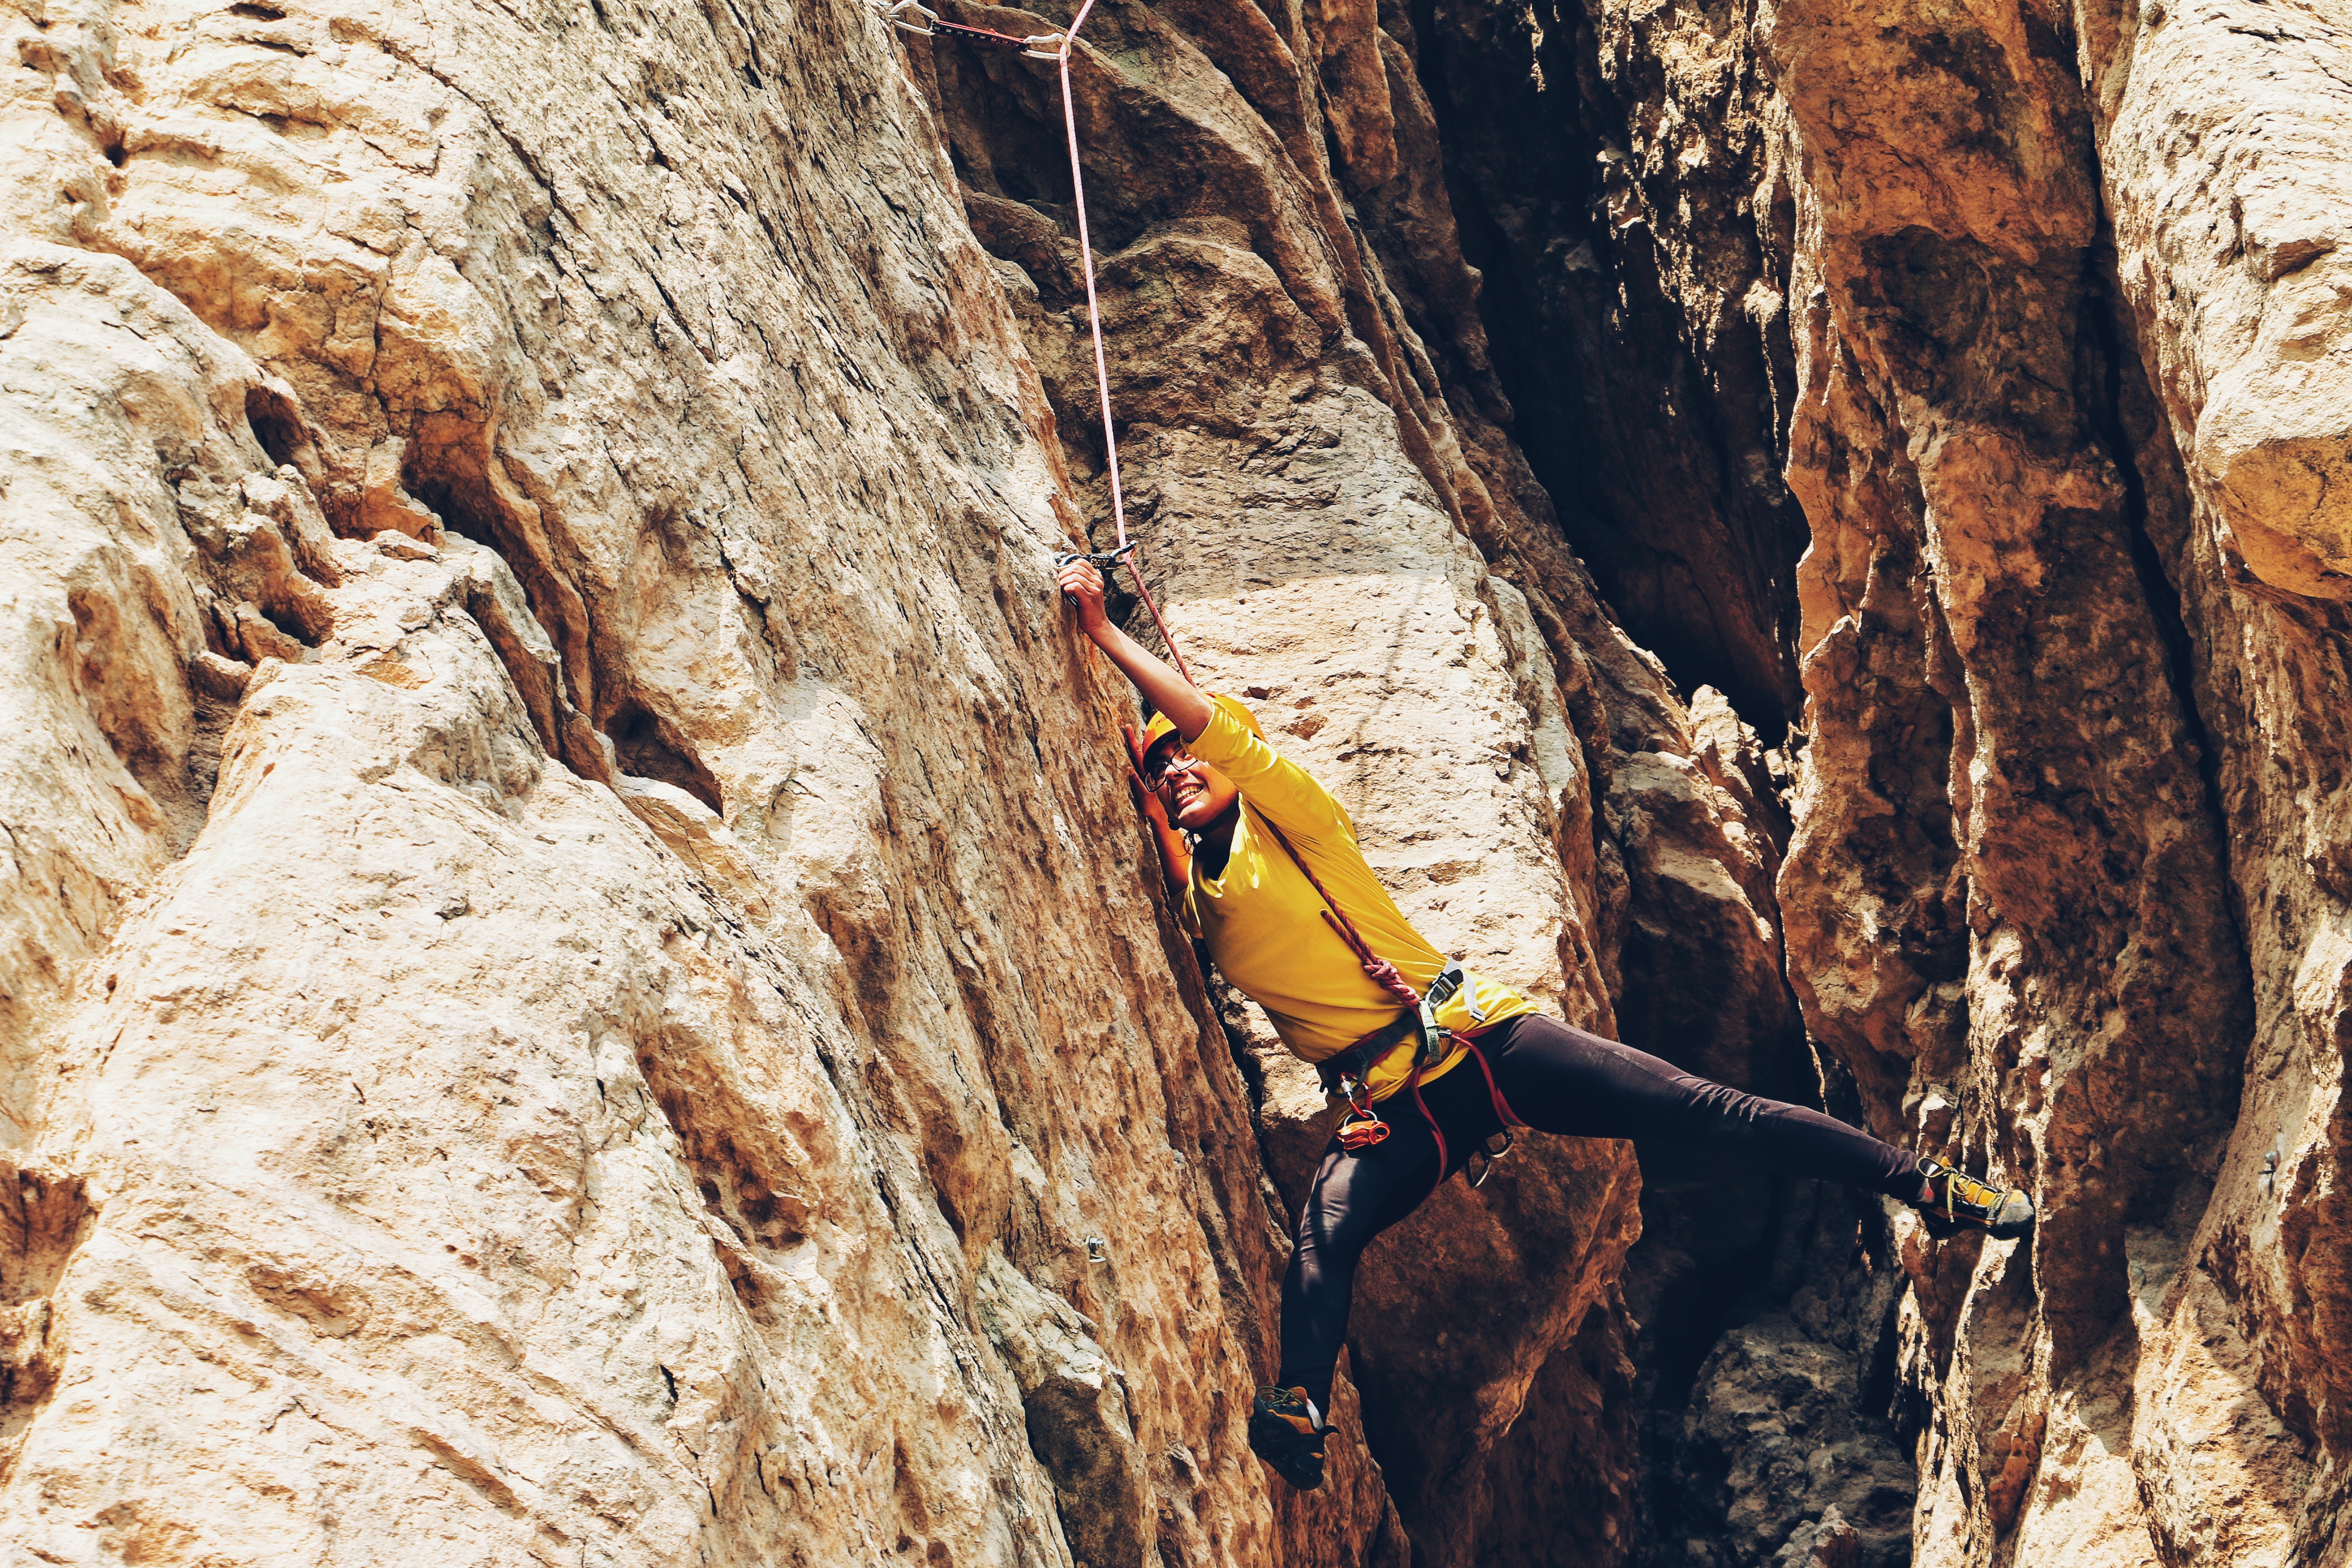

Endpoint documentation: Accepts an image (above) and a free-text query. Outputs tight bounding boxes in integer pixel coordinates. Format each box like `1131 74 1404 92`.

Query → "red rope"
1259 818 1423 1008
1121 559 1193 685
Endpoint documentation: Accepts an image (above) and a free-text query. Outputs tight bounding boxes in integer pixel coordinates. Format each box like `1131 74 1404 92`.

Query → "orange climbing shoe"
1916 1156 2034 1240
1248 1386 1327 1490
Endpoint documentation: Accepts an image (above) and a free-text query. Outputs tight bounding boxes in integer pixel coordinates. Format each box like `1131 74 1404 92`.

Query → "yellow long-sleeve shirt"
1178 695 1533 1102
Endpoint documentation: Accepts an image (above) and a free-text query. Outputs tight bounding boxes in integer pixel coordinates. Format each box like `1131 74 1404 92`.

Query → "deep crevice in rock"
243 385 310 471
2079 235 2239 947
609 700 724 813
1407 0 1808 732
396 431 671 794
402 444 595 705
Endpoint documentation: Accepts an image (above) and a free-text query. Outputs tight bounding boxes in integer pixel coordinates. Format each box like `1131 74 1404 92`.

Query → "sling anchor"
885 0 1064 56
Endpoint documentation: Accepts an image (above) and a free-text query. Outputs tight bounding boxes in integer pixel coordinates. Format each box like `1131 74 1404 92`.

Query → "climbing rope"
889 0 1196 685
1050 0 1196 686
1261 818 1422 1011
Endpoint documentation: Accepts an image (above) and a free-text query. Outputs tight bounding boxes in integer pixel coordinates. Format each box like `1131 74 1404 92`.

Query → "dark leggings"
1275 1012 1923 1413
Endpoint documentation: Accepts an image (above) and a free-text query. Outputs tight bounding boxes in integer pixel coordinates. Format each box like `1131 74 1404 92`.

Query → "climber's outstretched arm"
1055 559 1213 741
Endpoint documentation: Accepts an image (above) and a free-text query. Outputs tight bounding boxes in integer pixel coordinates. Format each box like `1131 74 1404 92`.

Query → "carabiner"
1466 1129 1516 1188
1333 1075 1390 1150
882 0 1063 54
1054 539 1139 575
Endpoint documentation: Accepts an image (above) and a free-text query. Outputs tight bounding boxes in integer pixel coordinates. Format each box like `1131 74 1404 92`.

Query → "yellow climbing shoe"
1917 1156 2034 1240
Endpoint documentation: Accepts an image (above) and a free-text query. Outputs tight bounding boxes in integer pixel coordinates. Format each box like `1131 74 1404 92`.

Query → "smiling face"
1145 738 1241 833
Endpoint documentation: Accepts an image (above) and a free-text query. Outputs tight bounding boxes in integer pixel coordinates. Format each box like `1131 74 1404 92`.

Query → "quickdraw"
1052 541 1138 576
1461 1041 1521 1187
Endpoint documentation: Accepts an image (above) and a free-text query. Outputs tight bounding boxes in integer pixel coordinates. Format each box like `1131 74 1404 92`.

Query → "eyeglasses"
1141 748 1195 788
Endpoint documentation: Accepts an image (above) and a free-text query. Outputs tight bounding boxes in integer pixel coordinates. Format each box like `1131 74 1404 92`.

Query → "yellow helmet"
1139 695 1259 765
1139 709 1181 758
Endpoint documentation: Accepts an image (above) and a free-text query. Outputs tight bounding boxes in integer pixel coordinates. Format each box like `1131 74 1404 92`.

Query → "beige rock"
0 0 1777 1557
36 0 2352 1559
0 3 1314 1562
2087 0 2352 600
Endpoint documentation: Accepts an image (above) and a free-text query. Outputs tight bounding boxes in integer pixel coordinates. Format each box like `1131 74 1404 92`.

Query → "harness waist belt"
1314 961 1471 1092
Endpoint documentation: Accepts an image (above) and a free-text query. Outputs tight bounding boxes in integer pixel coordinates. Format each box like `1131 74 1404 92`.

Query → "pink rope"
1259 817 1424 1008
1057 0 1118 545
1055 4 1196 686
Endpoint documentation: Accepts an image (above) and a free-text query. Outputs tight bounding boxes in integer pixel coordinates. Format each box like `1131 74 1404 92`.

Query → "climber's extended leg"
1474 1014 2032 1236
1256 1021 2029 1490
1479 1013 1918 1189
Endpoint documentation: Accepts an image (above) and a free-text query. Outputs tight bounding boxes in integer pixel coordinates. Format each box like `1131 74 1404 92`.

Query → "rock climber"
1052 557 2034 1491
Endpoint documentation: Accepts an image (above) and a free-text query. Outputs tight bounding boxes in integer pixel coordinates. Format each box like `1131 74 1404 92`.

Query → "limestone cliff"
0 0 2346 1561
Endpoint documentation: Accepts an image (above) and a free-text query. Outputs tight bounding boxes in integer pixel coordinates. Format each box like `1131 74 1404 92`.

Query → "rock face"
5 0 2352 1563
0 2 1305 1562
1416 0 2352 1561
0 0 1771 1560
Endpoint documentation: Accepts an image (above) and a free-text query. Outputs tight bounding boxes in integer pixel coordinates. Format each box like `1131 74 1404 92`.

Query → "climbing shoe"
1248 1386 1327 1490
1915 1156 2035 1240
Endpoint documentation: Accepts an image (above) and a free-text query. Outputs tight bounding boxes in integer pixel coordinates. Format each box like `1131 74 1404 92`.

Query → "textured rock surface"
1658 1184 1913 1568
0 0 1784 1559
1416 0 2352 1560
11 0 2352 1558
926 0 1801 1558
0 0 1310 1559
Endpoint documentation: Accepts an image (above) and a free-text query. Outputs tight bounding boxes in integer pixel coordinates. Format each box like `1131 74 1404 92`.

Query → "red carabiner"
1335 1075 1389 1148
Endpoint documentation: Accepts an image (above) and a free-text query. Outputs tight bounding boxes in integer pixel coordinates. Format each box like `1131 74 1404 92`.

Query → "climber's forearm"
1086 620 1213 741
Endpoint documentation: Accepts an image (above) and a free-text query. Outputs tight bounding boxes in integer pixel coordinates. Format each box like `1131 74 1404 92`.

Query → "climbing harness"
883 0 1196 685
1256 818 1520 1185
